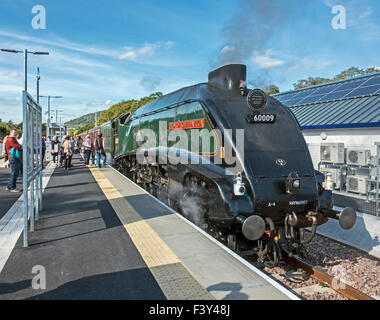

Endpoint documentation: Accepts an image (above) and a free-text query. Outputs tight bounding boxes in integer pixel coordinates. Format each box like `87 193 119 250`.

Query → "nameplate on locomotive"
169 118 205 130
246 114 276 124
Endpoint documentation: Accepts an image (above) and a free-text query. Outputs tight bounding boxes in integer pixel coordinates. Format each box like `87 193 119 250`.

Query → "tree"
292 66 379 90
293 77 331 89
365 67 380 74
265 84 280 95
76 123 95 135
333 66 365 80
97 92 163 125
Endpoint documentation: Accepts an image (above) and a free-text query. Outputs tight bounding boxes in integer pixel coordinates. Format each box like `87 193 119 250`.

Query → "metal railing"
23 91 43 247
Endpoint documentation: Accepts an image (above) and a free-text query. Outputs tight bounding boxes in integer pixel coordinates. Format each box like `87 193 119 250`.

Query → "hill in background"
65 111 101 129
67 92 163 136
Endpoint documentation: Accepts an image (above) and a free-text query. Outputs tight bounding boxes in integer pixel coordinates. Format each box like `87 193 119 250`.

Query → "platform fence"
22 91 43 247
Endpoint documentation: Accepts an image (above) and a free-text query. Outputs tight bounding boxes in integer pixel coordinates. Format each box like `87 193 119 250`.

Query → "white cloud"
0 30 117 57
86 100 113 107
119 41 175 60
253 55 285 68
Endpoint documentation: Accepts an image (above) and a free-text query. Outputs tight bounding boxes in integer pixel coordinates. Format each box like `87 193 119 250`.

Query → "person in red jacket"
6 130 22 192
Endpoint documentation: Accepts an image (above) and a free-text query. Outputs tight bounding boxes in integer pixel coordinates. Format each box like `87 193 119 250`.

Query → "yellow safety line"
89 167 214 300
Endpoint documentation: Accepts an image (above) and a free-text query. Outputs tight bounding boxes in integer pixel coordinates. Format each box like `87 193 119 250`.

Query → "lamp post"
51 109 64 139
0 49 49 93
36 67 40 104
39 96 63 140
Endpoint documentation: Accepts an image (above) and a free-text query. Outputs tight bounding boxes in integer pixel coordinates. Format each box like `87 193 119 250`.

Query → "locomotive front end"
206 64 356 264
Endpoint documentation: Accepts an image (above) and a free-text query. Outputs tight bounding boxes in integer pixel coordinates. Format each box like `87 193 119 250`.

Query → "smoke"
212 0 287 69
140 75 162 92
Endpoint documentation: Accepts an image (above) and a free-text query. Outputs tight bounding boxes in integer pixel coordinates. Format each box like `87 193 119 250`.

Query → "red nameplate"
169 118 205 130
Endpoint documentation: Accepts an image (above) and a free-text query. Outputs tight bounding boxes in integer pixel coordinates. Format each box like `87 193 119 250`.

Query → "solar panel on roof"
311 84 339 95
344 84 380 98
275 93 298 102
293 90 312 99
321 89 353 101
275 74 380 107
362 76 380 86
285 97 305 105
297 94 326 104
334 79 367 91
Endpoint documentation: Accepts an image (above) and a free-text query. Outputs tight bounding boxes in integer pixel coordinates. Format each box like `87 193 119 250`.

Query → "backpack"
9 148 20 159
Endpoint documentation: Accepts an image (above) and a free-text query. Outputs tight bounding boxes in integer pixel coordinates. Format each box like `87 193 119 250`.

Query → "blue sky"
0 0 379 123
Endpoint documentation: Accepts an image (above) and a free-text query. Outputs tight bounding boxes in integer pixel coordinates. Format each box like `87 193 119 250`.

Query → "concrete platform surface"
0 157 165 299
0 156 297 300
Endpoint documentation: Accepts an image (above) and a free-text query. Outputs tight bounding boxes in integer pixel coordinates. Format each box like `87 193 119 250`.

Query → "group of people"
83 132 107 168
51 135 80 171
51 132 106 170
1 129 107 193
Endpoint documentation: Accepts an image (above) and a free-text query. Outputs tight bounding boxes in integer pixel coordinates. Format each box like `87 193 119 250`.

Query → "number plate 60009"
246 113 276 123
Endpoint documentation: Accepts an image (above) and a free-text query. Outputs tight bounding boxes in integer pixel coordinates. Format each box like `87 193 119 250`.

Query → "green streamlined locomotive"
80 64 356 266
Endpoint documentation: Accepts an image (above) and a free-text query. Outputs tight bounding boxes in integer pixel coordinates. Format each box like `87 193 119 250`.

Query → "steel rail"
285 255 375 300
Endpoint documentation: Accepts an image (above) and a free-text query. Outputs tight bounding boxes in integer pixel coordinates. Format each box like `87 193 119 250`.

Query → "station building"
274 72 380 217
274 72 380 168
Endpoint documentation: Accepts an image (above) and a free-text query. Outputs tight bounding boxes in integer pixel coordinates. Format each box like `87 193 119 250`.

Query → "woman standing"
51 136 59 164
62 136 73 171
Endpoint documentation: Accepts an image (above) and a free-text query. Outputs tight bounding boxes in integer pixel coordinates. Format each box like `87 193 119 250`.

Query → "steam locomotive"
80 64 356 266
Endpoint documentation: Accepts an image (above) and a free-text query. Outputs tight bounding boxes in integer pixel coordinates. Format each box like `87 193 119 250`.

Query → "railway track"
284 255 375 300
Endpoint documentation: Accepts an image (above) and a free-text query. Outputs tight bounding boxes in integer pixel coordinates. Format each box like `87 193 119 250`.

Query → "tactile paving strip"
90 168 214 300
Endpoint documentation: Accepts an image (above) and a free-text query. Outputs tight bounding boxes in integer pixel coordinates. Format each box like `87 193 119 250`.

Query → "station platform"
0 156 297 300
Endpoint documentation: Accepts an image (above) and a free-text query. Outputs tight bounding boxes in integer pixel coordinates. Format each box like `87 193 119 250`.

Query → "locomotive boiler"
81 64 357 266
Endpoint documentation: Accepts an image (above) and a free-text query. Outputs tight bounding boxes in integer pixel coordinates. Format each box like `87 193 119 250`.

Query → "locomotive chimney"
208 64 247 95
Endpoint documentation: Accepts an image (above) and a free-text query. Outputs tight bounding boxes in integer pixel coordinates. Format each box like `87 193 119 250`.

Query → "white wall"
303 127 380 169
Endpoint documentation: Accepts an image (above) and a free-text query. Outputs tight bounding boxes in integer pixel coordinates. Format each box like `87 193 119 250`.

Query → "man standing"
94 132 106 168
83 134 92 165
6 130 22 192
41 137 46 168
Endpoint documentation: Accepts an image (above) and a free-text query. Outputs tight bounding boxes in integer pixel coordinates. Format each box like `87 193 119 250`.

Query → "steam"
140 75 162 92
212 0 286 69
177 184 207 227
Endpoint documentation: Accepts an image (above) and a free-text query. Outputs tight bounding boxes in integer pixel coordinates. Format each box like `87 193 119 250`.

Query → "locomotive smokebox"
208 64 247 94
